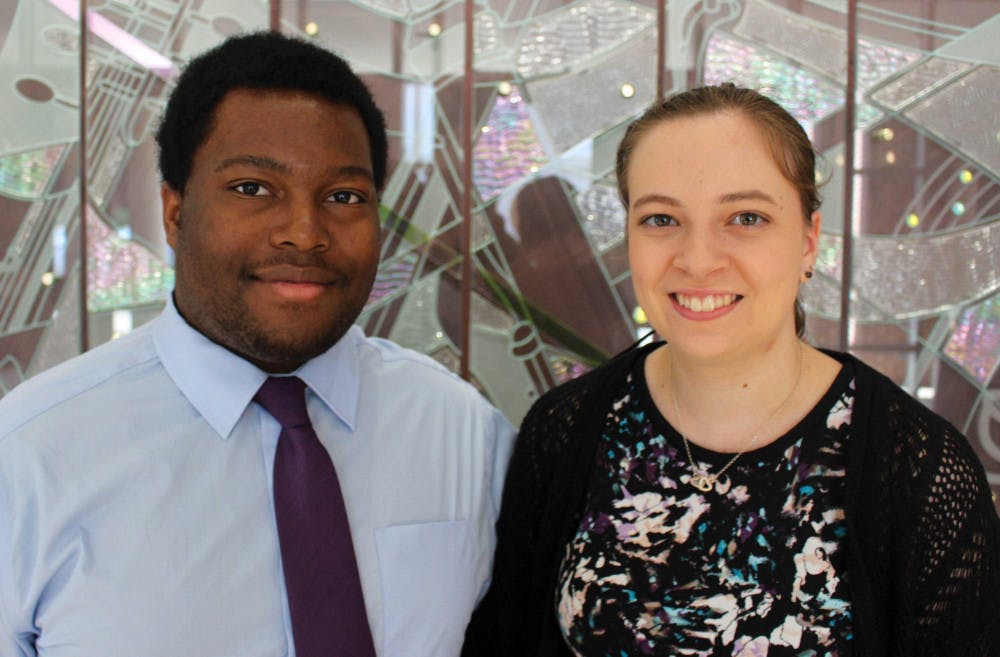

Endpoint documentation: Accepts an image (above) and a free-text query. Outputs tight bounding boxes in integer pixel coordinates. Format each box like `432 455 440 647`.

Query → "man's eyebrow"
214 157 374 183
330 165 375 182
215 155 290 174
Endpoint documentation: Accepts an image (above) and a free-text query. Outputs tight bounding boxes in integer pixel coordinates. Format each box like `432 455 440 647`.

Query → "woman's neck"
646 337 808 453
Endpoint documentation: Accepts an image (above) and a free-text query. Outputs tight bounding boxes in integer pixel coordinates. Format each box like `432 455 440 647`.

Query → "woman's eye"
330 190 364 204
641 214 676 227
232 182 270 197
732 212 765 226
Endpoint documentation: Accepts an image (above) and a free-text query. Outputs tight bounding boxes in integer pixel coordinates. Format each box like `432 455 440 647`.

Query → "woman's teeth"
675 293 737 312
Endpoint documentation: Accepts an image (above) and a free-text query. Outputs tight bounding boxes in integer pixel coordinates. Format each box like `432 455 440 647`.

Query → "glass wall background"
1 0 997 505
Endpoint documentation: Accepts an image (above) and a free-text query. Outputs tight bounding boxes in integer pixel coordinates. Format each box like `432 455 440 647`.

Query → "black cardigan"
463 344 1000 656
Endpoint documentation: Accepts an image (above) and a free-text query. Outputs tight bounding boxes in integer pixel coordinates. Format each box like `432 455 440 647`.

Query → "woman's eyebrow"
718 190 778 205
631 192 683 210
630 190 779 209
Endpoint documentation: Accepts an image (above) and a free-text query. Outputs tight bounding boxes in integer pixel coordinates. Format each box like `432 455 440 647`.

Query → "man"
0 32 514 657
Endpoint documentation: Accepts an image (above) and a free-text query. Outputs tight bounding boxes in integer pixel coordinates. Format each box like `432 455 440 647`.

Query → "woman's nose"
673 225 728 278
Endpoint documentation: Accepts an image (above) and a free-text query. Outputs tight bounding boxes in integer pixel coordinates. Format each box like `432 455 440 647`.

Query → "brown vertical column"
656 0 666 100
839 0 857 351
270 0 281 32
459 0 474 380
79 0 90 353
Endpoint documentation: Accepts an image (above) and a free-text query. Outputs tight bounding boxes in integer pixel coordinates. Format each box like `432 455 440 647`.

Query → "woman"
463 84 999 656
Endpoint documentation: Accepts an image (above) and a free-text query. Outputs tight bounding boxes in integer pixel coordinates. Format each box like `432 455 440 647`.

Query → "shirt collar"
297 325 361 432
153 297 362 439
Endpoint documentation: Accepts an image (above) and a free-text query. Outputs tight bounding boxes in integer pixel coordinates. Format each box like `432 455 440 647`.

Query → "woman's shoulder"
827 350 993 507
517 341 658 450
821 349 957 436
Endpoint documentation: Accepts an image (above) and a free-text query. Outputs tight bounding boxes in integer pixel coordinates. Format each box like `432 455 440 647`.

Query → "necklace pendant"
690 473 715 492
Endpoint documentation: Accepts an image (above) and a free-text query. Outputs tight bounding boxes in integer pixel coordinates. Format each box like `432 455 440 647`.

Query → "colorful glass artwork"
815 234 844 281
366 251 419 307
50 0 178 79
0 145 65 198
704 33 843 135
525 31 656 154
945 295 1000 385
353 0 408 19
548 351 591 384
516 0 655 79
474 11 501 56
907 67 1000 180
871 57 971 111
805 222 999 322
858 39 922 91
576 184 625 252
855 40 921 128
473 85 548 203
86 213 174 312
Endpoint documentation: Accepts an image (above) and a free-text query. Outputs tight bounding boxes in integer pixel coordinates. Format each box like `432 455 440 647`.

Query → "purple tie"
254 376 376 657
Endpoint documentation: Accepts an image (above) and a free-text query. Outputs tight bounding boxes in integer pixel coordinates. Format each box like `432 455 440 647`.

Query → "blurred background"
0 0 997 505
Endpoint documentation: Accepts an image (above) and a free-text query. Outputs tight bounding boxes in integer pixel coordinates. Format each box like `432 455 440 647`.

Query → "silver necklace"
675 343 804 493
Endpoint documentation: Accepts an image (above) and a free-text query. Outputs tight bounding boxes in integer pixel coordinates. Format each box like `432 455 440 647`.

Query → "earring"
804 269 813 280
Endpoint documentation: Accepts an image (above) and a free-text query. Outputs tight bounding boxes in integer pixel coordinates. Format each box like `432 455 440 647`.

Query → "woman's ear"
803 210 822 267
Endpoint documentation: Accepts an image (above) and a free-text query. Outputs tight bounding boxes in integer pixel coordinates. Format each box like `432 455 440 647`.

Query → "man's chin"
179 296 363 372
234 325 353 373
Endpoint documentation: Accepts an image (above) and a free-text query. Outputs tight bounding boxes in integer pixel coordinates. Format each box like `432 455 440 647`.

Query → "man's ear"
161 182 182 250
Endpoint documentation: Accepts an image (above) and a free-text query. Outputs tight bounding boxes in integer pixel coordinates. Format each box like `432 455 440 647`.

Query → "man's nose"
270 196 331 251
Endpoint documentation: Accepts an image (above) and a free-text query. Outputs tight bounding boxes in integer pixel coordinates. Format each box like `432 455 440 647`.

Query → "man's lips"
251 265 338 285
250 266 339 302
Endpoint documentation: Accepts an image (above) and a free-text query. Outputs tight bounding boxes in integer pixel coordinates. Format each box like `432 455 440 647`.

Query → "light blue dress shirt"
0 299 515 657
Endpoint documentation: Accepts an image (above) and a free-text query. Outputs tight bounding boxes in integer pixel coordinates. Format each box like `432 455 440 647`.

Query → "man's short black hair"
156 31 388 192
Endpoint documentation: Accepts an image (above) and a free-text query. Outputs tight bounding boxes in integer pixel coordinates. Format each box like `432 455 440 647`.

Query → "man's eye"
641 214 676 227
732 212 765 226
330 190 363 204
232 182 270 196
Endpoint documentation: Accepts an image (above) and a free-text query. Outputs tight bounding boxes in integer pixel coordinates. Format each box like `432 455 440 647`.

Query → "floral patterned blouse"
556 354 856 656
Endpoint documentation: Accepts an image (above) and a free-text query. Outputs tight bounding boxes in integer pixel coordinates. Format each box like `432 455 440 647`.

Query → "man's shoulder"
355 334 481 396
348 333 518 440
347 333 515 449
0 324 160 439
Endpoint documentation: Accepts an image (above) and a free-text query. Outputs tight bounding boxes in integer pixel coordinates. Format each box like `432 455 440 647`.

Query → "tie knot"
254 376 311 429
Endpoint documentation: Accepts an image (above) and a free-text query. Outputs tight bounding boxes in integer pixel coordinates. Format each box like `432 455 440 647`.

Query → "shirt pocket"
374 519 480 657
